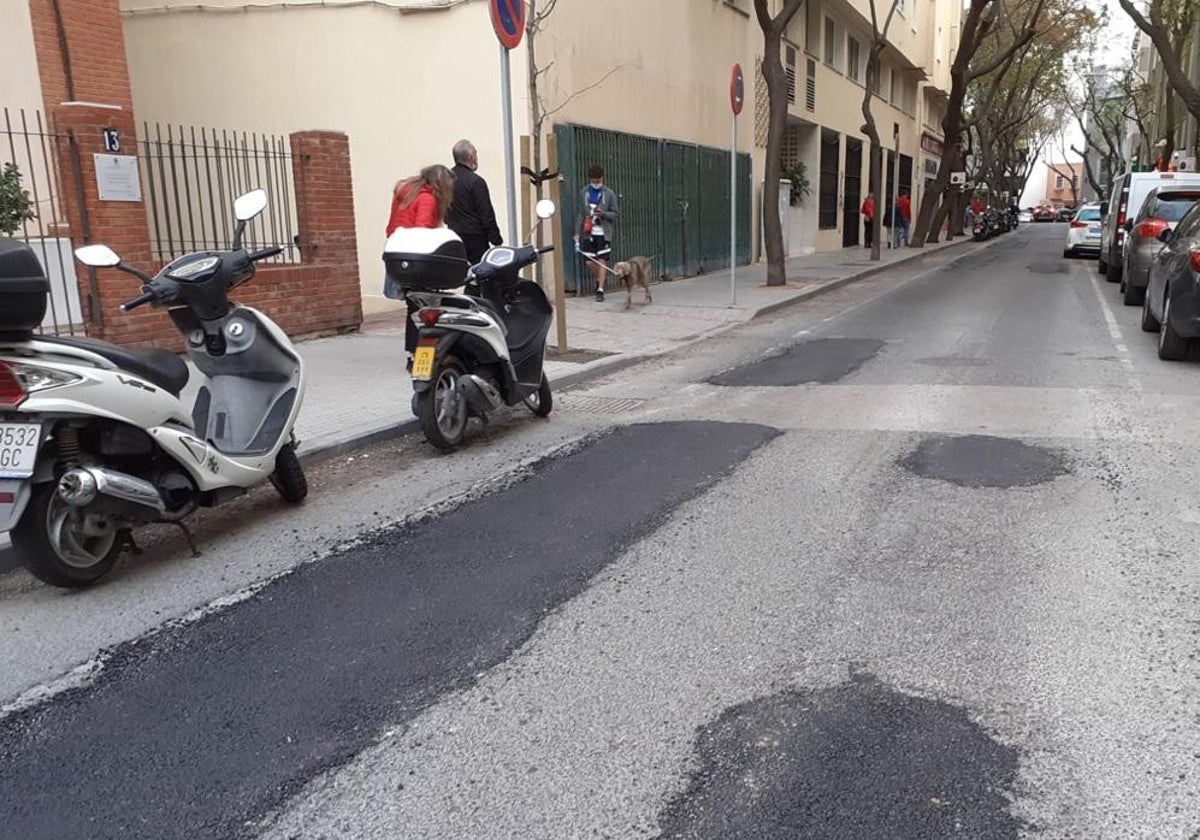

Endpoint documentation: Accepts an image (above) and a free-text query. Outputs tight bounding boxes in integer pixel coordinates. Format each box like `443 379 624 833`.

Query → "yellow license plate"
412 346 436 380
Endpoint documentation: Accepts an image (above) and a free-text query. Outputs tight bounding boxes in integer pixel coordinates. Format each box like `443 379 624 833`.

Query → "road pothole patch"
900 434 1069 488
1028 261 1068 274
708 338 885 387
657 673 1028 838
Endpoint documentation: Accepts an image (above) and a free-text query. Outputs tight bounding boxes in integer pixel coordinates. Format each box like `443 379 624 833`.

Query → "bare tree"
860 0 902 260
754 0 807 286
1116 0 1200 138
910 0 1048 246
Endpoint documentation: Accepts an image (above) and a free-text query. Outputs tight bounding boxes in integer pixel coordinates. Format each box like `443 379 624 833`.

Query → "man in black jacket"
447 139 503 265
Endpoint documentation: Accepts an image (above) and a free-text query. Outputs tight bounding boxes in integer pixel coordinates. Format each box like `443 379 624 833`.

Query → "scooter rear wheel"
269 442 308 504
11 482 121 588
417 356 469 451
523 372 553 417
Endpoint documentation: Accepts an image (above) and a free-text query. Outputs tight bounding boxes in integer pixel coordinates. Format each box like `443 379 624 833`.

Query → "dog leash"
577 248 622 277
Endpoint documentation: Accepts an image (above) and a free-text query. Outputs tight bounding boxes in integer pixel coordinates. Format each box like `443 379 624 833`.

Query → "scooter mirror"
74 244 122 268
535 199 557 220
234 189 268 222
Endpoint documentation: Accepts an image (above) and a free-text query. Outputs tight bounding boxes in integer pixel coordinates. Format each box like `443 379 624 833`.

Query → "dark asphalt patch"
657 673 1028 839
900 434 1069 488
1028 262 1069 274
0 421 779 840
708 339 884 387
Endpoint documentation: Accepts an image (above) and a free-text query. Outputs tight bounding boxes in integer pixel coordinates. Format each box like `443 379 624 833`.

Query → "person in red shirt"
861 193 875 247
387 164 456 234
895 189 912 247
385 164 457 367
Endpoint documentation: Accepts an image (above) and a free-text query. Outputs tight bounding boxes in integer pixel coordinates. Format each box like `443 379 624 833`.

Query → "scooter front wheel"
417 356 469 451
523 371 553 417
269 442 308 504
11 481 122 588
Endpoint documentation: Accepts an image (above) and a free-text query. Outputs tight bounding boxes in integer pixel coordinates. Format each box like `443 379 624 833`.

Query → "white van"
1098 170 1200 284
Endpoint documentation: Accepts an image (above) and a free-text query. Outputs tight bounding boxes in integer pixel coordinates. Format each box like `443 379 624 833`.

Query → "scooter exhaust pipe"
458 374 504 414
58 466 166 515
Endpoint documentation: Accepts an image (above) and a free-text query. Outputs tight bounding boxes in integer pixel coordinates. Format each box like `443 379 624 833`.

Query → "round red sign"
489 0 526 50
730 64 745 116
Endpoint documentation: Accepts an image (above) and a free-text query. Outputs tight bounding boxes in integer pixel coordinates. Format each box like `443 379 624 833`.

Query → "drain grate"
556 394 647 414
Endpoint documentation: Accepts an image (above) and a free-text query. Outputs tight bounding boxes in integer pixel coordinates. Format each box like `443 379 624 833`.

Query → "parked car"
1063 203 1103 258
1033 205 1057 222
1018 209 1033 223
1119 185 1200 306
1141 199 1200 360
1057 206 1075 222
1098 169 1200 284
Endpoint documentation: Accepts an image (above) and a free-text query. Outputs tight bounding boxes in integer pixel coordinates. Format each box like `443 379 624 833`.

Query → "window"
1174 202 1200 237
824 17 837 66
872 64 886 96
847 36 861 82
895 0 906 16
1153 192 1200 221
890 69 900 104
806 1 821 53
786 45 797 104
1055 174 1065 190
819 129 840 229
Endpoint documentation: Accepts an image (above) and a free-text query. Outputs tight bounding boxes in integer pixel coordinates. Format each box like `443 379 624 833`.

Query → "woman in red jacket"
387 164 456 235
386 164 457 368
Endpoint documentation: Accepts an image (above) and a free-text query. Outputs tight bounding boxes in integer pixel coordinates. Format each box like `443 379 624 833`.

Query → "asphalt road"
3 224 1199 839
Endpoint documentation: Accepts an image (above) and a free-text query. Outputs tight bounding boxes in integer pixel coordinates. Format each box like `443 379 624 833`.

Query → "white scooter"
383 199 558 450
0 189 307 587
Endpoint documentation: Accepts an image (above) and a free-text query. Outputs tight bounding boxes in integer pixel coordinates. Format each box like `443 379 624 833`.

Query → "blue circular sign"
490 0 525 50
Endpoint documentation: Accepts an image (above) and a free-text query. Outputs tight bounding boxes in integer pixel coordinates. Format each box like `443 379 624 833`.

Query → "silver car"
1121 185 1200 306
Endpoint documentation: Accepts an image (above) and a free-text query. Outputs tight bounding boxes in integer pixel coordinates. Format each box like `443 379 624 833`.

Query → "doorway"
843 138 863 247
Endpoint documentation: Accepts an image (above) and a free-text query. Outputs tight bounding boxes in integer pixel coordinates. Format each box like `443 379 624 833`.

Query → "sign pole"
731 113 737 306
500 44 518 245
729 63 744 308
488 0 525 245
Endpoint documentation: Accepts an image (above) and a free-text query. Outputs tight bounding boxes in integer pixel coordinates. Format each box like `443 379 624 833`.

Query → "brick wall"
28 0 135 111
67 128 363 350
26 0 363 348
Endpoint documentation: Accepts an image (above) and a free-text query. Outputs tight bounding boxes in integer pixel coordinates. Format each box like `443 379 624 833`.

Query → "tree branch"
541 64 629 120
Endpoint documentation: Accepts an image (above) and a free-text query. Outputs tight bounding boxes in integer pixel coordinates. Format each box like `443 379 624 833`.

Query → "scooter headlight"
11 363 82 394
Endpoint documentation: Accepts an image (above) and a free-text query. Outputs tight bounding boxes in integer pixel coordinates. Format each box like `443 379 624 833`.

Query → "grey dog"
613 255 655 310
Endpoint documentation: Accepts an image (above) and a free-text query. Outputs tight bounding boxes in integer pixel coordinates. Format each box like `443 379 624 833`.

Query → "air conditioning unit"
1174 155 1197 172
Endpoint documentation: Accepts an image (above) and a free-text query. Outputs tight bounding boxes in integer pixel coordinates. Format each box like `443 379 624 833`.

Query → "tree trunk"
862 46 886 261
761 28 789 286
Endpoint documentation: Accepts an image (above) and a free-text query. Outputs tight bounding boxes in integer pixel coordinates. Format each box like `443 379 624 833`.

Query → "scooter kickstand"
168 520 202 558
119 529 143 557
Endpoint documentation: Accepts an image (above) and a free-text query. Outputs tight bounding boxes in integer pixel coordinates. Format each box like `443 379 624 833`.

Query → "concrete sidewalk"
292 236 974 460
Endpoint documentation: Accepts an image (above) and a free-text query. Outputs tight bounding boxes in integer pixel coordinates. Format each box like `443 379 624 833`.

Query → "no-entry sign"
490 0 525 50
730 63 744 116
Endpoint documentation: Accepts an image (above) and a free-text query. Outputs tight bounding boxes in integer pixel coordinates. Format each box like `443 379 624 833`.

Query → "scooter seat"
40 336 189 397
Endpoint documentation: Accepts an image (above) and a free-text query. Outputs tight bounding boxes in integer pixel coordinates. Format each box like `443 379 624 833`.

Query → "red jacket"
897 195 912 221
861 197 875 220
387 184 440 235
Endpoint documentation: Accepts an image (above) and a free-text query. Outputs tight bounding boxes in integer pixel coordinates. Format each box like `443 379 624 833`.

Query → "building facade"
4 0 963 320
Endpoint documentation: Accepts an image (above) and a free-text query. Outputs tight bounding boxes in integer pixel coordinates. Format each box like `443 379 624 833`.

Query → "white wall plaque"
93 154 142 202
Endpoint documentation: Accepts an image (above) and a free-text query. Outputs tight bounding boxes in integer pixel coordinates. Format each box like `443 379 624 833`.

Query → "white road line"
1089 271 1144 394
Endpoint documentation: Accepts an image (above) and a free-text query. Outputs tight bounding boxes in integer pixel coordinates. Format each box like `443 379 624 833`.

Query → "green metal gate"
555 123 751 293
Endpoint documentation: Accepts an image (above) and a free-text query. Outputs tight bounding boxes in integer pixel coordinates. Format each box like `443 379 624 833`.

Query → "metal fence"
1 107 86 335
554 123 752 293
139 123 298 264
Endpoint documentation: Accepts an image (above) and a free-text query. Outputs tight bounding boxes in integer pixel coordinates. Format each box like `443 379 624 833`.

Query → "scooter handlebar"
120 290 156 311
537 244 555 254
248 246 284 261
